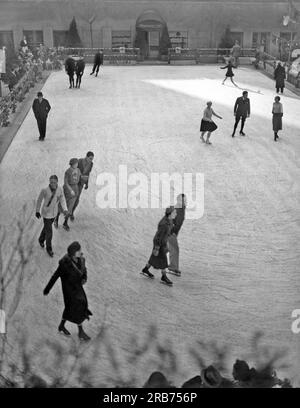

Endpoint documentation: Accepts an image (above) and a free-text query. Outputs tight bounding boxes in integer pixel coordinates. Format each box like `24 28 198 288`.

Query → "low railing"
56 47 140 64
167 48 256 63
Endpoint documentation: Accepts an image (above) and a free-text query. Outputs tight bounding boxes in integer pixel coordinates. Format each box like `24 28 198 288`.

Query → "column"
43 26 53 48
102 27 112 48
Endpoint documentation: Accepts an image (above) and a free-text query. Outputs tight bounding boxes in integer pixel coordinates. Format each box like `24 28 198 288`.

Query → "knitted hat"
37 91 43 97
67 241 81 257
69 158 78 166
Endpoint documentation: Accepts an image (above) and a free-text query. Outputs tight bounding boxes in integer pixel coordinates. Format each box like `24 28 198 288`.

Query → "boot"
58 321 71 336
78 326 91 342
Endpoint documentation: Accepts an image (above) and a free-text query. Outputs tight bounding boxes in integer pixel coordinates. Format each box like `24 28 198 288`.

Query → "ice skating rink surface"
0 65 299 385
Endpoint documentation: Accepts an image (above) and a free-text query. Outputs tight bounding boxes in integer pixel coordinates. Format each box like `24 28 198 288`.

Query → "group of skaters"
65 50 104 89
36 153 94 341
200 62 285 144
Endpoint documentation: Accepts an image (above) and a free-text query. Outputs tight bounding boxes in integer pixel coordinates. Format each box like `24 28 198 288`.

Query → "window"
252 32 270 53
53 31 68 47
231 32 244 47
0 31 14 50
23 30 44 47
169 31 188 48
112 30 131 48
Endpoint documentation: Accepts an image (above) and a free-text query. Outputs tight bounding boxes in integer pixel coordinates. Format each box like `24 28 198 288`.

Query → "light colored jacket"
36 186 67 219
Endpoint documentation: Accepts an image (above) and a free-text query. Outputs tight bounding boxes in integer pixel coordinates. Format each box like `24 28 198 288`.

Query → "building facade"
0 0 299 57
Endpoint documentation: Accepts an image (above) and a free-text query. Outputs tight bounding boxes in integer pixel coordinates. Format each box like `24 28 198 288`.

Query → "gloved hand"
152 246 159 257
84 184 88 190
35 212 41 219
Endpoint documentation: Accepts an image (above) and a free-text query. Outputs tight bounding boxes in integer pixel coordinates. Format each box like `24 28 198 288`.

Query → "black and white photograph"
0 0 300 398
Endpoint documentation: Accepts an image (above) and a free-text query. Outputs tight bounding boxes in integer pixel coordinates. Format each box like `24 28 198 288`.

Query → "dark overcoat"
76 60 85 75
274 65 286 89
44 254 92 324
65 57 75 75
148 216 173 269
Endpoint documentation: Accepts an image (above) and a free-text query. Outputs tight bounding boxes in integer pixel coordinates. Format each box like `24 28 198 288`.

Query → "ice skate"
38 239 45 248
46 248 54 257
58 325 71 336
161 275 173 286
141 267 154 279
168 268 181 276
240 131 246 136
78 331 91 342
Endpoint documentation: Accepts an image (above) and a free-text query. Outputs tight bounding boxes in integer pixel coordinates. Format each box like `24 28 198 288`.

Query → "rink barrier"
167 48 256 64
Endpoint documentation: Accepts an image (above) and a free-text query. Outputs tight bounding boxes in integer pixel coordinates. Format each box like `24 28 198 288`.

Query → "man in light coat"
36 175 68 257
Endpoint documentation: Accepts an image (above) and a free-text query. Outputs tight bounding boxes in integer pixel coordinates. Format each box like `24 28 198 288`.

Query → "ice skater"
272 96 283 142
168 194 187 276
54 158 81 231
36 175 68 257
141 207 177 286
71 151 94 221
200 101 222 145
75 58 85 89
274 62 286 94
231 40 241 68
220 60 238 87
32 91 51 141
43 241 92 341
65 56 75 88
232 91 250 137
90 50 103 77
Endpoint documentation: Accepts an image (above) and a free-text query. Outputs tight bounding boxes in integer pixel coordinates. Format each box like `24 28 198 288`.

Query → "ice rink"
0 64 300 386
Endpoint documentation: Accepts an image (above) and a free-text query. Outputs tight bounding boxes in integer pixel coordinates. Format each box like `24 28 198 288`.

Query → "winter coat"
36 185 67 219
32 98 51 120
172 206 186 236
65 57 75 75
221 63 234 77
148 216 173 269
78 158 93 187
44 254 92 324
76 59 85 75
94 52 103 65
274 65 286 88
234 97 250 117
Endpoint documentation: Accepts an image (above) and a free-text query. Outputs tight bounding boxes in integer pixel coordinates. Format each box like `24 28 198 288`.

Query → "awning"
136 9 166 30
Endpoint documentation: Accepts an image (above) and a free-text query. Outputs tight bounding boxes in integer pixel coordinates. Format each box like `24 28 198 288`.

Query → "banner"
0 47 6 74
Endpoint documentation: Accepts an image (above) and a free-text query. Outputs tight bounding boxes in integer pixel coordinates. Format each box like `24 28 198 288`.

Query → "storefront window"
169 31 188 48
112 31 131 48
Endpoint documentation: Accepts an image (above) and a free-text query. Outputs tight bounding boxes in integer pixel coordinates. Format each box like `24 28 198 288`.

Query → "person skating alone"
32 92 51 141
75 58 85 89
36 175 68 257
232 91 250 137
65 56 76 89
231 40 241 68
200 101 222 145
71 151 94 221
43 241 92 341
272 96 283 142
141 207 177 286
168 194 187 276
220 60 238 87
55 158 81 231
274 62 286 94
90 50 103 77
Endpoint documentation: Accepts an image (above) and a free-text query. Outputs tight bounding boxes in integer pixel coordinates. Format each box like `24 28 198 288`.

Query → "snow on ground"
0 65 300 386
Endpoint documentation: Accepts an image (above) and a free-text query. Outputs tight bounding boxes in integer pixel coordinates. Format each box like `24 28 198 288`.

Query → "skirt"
200 119 218 133
272 113 282 132
148 244 169 270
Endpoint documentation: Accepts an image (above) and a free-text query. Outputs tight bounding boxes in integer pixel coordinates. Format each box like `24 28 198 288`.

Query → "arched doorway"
135 10 167 59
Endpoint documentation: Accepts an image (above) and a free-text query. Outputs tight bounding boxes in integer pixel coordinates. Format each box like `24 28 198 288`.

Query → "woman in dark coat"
220 60 237 86
272 96 283 142
274 62 286 93
141 207 177 286
43 241 92 341
75 58 85 89
65 57 75 89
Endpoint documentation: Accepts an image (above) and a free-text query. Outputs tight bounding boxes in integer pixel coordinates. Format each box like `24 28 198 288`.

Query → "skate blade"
167 270 181 276
140 272 154 279
160 281 173 286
